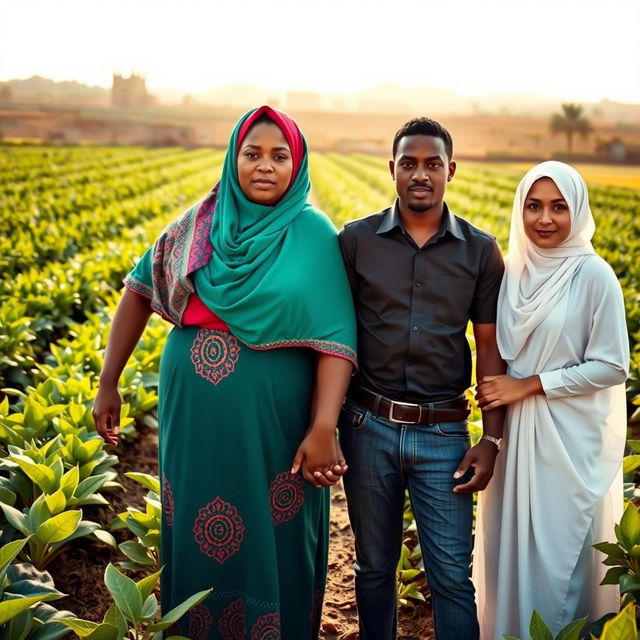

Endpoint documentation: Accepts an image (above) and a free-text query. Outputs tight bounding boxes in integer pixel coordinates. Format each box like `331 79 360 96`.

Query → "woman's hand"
290 425 348 488
92 384 122 447
476 374 542 410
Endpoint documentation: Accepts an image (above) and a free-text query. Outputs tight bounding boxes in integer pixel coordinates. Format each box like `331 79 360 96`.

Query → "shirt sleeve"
338 225 359 297
539 265 629 399
470 238 505 324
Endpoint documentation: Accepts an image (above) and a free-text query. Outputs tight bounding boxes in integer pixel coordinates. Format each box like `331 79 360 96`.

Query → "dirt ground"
50 424 433 639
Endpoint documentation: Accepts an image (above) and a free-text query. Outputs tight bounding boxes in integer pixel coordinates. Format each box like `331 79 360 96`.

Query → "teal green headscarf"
125 106 356 364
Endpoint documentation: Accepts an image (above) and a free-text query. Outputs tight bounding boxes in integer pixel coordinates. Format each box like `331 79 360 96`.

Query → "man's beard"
407 201 432 212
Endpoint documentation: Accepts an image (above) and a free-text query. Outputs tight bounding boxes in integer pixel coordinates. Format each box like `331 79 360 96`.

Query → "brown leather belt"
348 386 470 425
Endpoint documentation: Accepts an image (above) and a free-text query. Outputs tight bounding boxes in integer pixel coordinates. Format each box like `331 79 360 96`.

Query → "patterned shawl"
124 106 357 365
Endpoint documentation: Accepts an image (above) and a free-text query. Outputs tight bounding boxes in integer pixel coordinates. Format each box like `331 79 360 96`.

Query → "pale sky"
1 0 639 103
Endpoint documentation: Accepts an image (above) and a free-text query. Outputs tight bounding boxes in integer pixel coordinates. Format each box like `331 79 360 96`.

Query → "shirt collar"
377 200 465 242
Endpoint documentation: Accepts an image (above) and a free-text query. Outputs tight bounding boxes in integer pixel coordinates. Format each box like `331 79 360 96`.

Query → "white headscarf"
497 161 596 365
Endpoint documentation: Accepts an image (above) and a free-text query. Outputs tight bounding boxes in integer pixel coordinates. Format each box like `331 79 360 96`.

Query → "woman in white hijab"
473 161 629 639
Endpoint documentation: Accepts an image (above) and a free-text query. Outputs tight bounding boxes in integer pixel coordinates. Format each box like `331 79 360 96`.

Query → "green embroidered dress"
124 107 356 640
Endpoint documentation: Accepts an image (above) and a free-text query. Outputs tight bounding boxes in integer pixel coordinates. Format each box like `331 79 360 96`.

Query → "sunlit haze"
1 0 639 103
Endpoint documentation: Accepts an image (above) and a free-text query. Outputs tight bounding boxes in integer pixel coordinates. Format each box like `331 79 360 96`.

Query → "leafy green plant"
0 537 72 640
502 603 638 640
594 502 640 608
396 540 426 608
502 611 587 640
594 602 637 639
58 563 212 640
0 476 116 569
0 439 116 508
111 473 161 572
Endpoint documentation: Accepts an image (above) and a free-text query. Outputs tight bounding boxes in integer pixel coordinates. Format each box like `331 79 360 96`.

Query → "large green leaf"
619 572 640 595
600 566 628 586
118 541 154 566
556 616 587 640
140 594 158 621
27 619 72 640
92 530 117 549
44 490 68 516
124 472 160 494
627 440 640 453
623 454 640 475
48 522 99 553
0 485 17 506
0 503 32 536
0 594 51 625
102 604 127 638
136 568 162 602
103 563 142 623
529 610 553 640
74 474 109 500
34 510 82 545
8 608 34 640
28 496 53 531
619 503 640 550
147 589 212 632
59 467 79 501
59 620 119 640
596 602 637 639
57 618 99 636
0 538 29 572
10 457 56 494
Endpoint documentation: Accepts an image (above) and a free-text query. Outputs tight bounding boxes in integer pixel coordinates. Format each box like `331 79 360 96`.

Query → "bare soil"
50 424 434 639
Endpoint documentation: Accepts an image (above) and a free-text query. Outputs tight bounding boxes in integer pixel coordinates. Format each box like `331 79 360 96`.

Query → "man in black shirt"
337 118 505 640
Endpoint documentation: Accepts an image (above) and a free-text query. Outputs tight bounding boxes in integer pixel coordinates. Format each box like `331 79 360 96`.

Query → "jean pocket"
338 400 368 432
433 421 469 438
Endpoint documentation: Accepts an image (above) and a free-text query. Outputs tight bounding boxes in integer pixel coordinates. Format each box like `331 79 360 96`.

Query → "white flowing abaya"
473 162 629 640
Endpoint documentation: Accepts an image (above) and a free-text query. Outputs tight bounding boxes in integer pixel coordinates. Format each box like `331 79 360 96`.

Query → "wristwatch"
481 434 502 451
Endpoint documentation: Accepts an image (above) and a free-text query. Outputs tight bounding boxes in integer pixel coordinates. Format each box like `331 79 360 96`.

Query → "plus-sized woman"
93 106 357 639
474 161 629 638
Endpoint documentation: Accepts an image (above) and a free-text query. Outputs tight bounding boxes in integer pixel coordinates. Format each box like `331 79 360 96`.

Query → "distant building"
111 72 155 109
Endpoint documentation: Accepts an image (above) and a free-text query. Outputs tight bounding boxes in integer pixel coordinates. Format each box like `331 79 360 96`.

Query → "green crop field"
0 145 639 636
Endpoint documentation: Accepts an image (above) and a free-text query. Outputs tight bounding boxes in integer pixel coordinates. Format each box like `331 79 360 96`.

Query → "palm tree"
549 103 593 154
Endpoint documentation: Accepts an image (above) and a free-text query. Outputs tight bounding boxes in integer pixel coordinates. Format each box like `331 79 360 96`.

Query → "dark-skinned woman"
93 106 357 640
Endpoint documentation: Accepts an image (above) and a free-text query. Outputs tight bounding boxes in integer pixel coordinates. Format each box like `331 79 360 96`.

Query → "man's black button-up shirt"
338 201 505 403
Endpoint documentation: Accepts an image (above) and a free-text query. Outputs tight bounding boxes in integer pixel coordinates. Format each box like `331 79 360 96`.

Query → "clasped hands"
291 426 347 489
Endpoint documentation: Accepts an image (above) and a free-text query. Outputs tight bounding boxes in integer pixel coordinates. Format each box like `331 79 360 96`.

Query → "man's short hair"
392 117 453 160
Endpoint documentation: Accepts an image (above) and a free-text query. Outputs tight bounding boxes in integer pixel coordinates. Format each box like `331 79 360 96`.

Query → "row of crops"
0 144 639 638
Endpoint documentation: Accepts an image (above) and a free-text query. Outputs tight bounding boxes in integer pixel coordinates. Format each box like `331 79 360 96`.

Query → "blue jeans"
339 399 478 640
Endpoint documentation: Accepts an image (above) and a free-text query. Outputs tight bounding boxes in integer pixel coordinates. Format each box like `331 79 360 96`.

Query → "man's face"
389 135 455 213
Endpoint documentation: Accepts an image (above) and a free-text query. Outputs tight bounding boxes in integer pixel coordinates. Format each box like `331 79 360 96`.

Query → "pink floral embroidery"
188 604 214 640
193 496 245 564
219 598 246 640
250 612 280 640
269 472 305 526
191 329 240 385
162 473 175 527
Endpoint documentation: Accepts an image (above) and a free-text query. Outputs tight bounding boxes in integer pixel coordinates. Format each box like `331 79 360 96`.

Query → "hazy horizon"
2 0 639 105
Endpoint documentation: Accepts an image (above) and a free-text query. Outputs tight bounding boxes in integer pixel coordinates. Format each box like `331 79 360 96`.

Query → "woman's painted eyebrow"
243 143 290 152
526 196 567 203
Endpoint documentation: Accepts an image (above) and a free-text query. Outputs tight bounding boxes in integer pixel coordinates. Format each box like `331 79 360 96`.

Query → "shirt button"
416 281 422 287
412 326 418 331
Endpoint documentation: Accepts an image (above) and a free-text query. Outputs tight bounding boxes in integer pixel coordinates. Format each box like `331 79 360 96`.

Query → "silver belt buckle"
388 400 422 424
